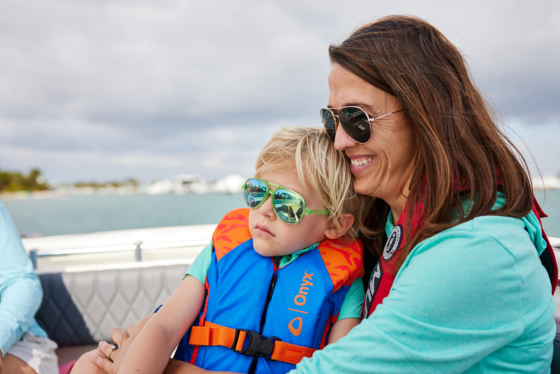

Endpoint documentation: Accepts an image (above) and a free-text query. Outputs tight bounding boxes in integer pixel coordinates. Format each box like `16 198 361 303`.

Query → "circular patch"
383 224 403 261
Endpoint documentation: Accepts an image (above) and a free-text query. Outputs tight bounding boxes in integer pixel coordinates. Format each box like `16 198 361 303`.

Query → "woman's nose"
334 123 358 151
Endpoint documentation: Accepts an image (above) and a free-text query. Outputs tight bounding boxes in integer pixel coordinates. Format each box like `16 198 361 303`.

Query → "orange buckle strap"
189 321 316 365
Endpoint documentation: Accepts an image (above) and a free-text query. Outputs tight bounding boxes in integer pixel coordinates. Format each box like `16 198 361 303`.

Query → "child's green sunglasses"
242 177 330 225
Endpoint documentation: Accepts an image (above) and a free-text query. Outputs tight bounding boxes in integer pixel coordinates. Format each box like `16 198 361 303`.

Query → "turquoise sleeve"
337 278 364 320
290 217 555 373
184 241 213 283
0 202 45 357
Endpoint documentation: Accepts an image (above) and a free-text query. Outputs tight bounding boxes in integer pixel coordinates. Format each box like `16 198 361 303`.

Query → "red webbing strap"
189 279 210 364
532 197 558 293
189 321 316 365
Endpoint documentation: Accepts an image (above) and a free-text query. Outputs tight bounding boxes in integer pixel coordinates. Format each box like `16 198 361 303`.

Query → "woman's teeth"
351 157 373 167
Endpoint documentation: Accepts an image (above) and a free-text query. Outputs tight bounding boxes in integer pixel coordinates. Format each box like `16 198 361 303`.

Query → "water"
2 190 560 237
534 190 560 237
2 194 244 236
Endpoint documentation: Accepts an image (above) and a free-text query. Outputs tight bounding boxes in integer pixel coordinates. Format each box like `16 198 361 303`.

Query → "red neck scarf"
363 196 557 318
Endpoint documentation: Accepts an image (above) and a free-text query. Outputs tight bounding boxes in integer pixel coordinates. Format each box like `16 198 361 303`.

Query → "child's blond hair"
255 126 374 242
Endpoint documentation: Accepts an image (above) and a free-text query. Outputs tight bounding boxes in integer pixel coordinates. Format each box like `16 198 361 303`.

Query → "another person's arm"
0 202 44 359
327 277 363 344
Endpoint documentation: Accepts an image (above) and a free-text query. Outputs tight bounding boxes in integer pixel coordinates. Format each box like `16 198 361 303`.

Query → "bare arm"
327 318 360 344
118 275 206 374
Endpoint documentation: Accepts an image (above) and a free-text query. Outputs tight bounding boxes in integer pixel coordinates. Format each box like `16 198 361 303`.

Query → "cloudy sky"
0 0 558 183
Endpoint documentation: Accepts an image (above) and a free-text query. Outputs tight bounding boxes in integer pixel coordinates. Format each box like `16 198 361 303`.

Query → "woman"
79 15 556 373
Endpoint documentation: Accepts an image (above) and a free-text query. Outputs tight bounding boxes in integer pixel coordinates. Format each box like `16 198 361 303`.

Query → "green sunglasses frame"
242 177 330 225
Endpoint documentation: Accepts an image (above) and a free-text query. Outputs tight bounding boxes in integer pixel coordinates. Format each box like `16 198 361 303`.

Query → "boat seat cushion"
35 264 189 346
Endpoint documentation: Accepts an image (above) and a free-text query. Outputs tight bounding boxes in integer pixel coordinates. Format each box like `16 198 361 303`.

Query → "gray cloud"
0 0 559 182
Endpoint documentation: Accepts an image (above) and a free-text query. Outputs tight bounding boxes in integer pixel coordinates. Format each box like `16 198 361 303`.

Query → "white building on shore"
147 174 245 195
147 174 207 195
532 175 560 190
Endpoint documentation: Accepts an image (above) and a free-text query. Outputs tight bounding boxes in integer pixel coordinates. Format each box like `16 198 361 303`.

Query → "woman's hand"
90 313 240 374
91 314 153 374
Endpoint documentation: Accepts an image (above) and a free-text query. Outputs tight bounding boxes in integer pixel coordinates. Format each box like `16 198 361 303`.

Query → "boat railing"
28 239 210 270
22 224 217 272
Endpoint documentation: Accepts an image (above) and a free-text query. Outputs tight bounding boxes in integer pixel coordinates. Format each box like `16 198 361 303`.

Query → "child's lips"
255 223 274 237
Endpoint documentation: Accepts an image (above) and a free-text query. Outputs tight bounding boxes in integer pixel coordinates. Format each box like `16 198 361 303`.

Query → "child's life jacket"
174 208 364 374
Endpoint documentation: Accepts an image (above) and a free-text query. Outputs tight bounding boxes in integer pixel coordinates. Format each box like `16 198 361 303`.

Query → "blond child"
117 127 373 374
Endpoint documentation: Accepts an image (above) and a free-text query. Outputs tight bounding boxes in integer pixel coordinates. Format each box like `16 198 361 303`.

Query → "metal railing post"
135 241 142 262
29 249 38 270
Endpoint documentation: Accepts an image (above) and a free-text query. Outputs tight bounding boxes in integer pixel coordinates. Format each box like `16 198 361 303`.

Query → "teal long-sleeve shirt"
291 202 556 373
0 201 48 357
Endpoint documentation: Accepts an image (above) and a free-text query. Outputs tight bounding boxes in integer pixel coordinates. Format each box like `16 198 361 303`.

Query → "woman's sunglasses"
320 106 404 144
242 177 330 225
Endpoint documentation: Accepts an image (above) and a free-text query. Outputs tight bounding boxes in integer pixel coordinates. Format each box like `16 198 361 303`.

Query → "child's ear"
324 214 354 240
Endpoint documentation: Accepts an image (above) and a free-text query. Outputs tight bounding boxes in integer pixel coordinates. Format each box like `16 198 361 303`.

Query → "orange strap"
189 321 316 365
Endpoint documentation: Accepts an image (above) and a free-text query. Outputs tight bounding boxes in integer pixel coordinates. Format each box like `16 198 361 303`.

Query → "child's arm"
327 318 361 344
118 275 206 374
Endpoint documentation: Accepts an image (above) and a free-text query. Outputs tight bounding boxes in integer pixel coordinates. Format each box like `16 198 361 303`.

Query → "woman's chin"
352 166 381 198
353 178 377 198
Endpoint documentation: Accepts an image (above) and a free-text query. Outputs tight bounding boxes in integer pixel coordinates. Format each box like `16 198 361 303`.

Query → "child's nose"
258 195 276 220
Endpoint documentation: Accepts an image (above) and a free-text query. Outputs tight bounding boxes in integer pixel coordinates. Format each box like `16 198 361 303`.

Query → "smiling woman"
303 14 557 373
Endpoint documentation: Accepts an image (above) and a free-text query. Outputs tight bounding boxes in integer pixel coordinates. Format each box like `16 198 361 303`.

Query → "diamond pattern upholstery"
36 264 189 346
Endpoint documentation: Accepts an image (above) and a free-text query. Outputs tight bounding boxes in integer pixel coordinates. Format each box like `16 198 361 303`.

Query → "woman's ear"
325 214 354 240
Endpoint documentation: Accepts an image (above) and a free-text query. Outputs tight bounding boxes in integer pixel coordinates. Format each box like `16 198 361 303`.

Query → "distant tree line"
0 168 140 192
74 178 139 188
0 168 50 192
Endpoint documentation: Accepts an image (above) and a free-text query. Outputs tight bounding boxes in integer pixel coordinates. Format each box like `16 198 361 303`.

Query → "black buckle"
231 329 280 360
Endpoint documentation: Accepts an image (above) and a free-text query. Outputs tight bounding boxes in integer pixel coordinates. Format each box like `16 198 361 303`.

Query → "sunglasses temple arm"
371 109 405 121
306 209 331 215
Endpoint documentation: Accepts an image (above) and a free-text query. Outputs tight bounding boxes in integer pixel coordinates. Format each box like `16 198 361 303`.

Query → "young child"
118 127 374 374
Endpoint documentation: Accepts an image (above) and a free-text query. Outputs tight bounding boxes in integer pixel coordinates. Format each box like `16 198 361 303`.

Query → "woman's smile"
347 154 375 172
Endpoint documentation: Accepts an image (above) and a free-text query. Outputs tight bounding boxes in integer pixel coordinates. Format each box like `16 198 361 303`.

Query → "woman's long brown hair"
329 15 534 271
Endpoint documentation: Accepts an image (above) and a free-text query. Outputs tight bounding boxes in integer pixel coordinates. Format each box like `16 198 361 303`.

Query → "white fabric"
7 332 58 374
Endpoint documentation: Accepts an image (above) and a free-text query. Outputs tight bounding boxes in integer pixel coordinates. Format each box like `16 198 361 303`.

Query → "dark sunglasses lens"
320 109 337 141
339 107 371 143
273 189 304 224
244 178 267 208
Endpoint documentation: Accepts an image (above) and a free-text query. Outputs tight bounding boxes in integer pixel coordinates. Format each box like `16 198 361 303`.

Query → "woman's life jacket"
174 208 364 374
363 196 558 318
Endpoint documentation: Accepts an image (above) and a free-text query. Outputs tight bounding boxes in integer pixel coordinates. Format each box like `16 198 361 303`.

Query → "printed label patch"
383 224 403 261
363 261 383 318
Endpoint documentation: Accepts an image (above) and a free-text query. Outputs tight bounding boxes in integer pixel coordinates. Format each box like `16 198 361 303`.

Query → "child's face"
249 169 330 258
